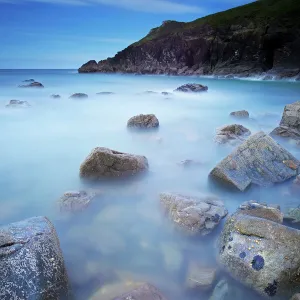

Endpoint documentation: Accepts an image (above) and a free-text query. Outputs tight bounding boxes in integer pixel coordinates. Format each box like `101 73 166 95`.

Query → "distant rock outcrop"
6 100 31 108
19 81 44 88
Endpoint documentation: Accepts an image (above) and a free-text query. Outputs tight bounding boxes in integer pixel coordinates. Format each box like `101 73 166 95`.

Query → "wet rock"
284 206 300 224
0 216 70 300
230 110 249 118
5 99 31 108
23 79 35 82
127 114 159 129
215 124 251 144
271 101 300 140
174 83 208 93
19 81 44 88
69 93 88 99
209 279 244 300
80 147 148 179
186 263 216 291
58 190 97 213
51 94 61 98
111 283 168 300
96 92 114 95
218 212 300 299
210 131 300 191
291 294 300 300
238 200 283 223
160 193 228 236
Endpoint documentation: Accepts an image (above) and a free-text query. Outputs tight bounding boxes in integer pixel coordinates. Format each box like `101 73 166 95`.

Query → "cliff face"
79 0 300 79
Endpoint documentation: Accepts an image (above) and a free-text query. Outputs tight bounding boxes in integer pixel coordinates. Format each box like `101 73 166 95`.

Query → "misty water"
1 69 300 300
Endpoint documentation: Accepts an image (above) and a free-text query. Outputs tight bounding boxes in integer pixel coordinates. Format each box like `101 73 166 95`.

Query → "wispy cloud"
0 0 203 13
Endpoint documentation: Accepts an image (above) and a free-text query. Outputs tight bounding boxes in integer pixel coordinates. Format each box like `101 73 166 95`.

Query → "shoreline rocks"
19 81 44 88
5 100 31 108
210 131 300 191
0 217 70 299
215 124 251 144
80 147 148 179
160 193 228 236
127 114 159 129
174 83 208 93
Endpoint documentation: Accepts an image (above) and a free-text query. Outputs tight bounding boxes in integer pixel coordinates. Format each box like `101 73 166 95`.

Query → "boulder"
291 294 300 300
80 147 148 179
69 93 88 99
160 193 228 236
19 81 44 88
0 216 70 300
215 124 251 144
174 83 208 93
185 263 216 291
238 200 283 223
210 131 300 191
218 212 300 299
51 94 61 98
230 110 249 118
284 206 300 224
112 283 168 300
127 114 159 129
58 190 96 213
271 101 300 139
5 100 31 108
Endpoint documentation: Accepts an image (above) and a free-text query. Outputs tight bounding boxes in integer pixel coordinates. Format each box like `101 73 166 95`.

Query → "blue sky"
0 0 254 69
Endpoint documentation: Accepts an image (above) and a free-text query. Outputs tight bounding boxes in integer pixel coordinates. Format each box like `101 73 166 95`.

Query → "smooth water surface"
1 69 300 300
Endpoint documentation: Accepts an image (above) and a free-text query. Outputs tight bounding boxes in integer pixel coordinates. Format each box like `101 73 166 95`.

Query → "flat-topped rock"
69 93 88 99
19 81 44 88
127 114 159 129
0 217 70 300
230 110 249 118
6 100 31 108
174 83 208 93
210 131 300 191
271 101 300 139
160 193 228 236
80 147 148 179
215 124 251 144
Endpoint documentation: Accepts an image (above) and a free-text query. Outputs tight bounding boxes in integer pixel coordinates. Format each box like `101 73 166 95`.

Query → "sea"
1 69 300 300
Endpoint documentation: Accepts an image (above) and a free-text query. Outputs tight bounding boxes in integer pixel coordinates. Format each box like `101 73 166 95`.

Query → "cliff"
78 0 300 79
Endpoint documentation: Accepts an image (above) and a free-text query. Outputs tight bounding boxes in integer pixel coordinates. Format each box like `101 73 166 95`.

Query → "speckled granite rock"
127 114 159 129
80 147 148 179
218 213 300 299
0 216 70 300
210 131 300 191
271 101 300 139
160 193 228 236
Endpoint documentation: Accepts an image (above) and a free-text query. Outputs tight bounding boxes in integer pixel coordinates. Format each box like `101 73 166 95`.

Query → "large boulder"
174 83 208 93
230 110 249 118
0 216 70 300
160 193 228 236
218 212 300 299
80 147 148 179
271 101 300 139
210 131 300 191
6 100 31 108
215 124 251 144
127 114 159 129
19 81 44 88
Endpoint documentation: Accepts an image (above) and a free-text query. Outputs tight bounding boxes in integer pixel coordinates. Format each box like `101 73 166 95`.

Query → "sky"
0 0 254 69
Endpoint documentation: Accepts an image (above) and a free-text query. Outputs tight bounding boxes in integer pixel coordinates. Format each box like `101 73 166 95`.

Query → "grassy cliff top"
134 0 299 46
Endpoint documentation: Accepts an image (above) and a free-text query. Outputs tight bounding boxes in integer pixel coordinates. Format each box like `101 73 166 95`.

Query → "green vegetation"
134 0 300 46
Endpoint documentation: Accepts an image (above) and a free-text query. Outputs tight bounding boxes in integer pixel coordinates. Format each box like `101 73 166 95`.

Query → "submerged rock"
215 124 251 144
271 101 300 139
51 94 61 98
284 206 300 224
6 99 31 108
127 114 159 129
174 83 208 93
19 81 44 88
0 216 70 300
69 93 88 99
210 131 300 191
177 159 203 168
161 91 172 96
96 92 114 95
160 193 228 236
23 79 35 82
230 110 249 118
238 200 283 223
143 91 158 94
218 211 300 299
209 279 244 300
58 190 96 213
185 263 216 291
160 242 183 272
80 147 148 179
